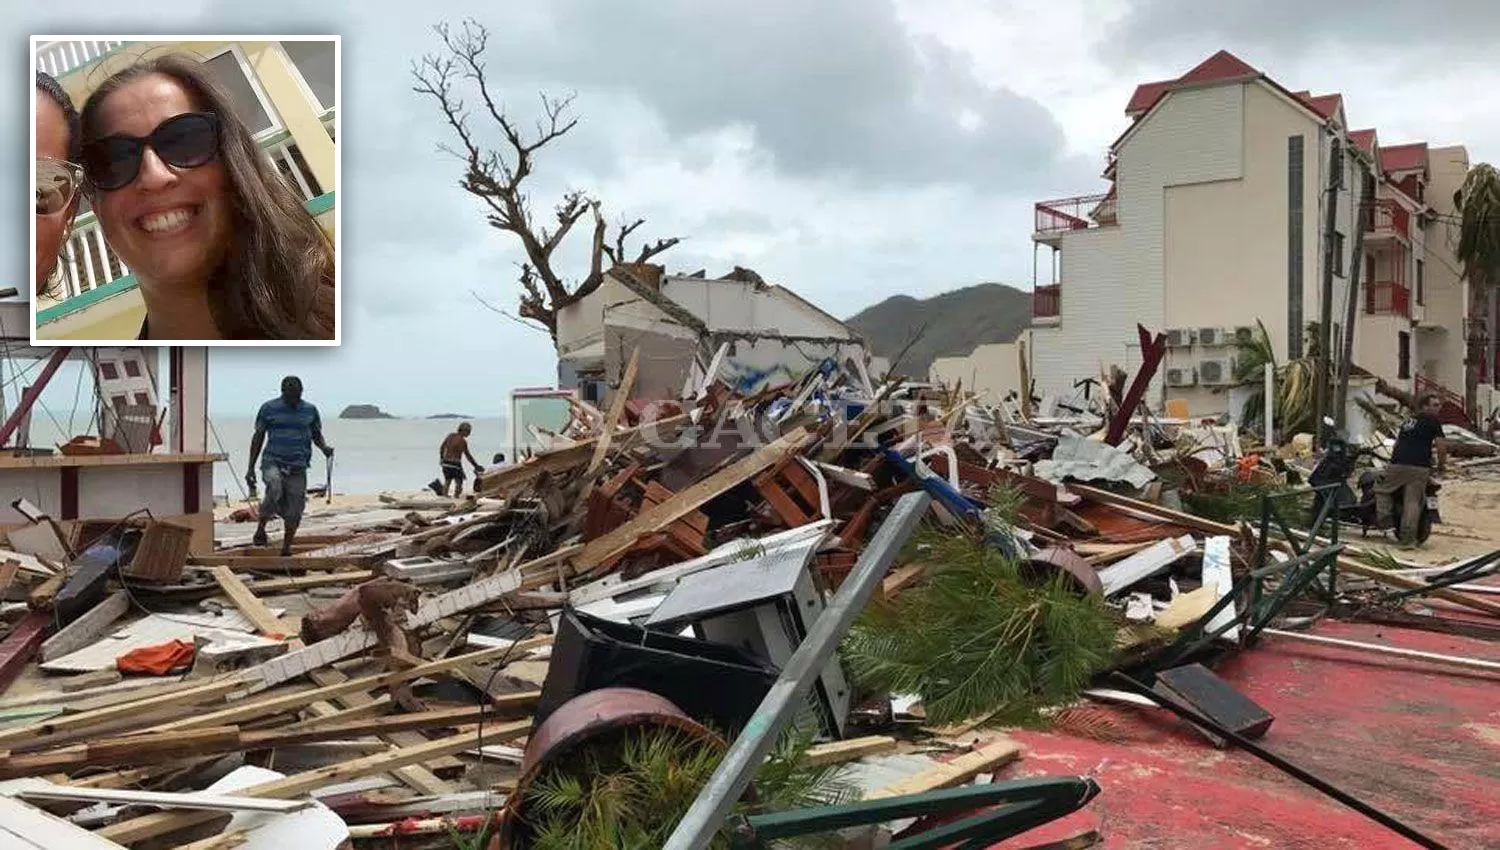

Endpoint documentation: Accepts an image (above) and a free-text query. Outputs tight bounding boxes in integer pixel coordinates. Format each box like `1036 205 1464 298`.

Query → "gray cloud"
1103 0 1500 64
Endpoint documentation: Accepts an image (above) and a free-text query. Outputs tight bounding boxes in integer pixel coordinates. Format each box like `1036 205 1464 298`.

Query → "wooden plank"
0 675 251 749
802 735 898 767
98 723 530 845
577 428 810 573
881 562 930 599
38 591 130 662
1263 627 1500 673
148 639 550 734
585 347 638 478
867 737 1024 799
189 555 369 571
1067 482 1241 537
477 413 691 496
0 611 51 695
243 571 374 594
211 567 296 636
10 780 312 813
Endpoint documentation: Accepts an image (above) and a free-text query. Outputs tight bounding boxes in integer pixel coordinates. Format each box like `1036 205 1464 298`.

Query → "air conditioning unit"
1198 327 1228 347
1166 367 1198 387
1166 328 1195 348
1198 358 1234 386
1233 325 1257 346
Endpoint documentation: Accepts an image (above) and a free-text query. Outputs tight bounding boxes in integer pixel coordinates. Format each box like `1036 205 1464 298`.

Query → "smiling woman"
75 53 335 341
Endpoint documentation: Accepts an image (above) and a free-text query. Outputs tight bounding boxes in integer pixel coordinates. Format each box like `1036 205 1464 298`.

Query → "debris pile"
0 338 1496 848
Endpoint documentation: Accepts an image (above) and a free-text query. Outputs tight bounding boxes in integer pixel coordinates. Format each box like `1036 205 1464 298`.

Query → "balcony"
1033 284 1061 325
1367 199 1410 243
51 116 334 302
34 40 128 78
1033 193 1117 245
1366 281 1411 317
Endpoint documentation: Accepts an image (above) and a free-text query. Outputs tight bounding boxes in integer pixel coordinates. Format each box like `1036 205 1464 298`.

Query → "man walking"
247 376 334 556
437 422 483 497
1375 393 1448 548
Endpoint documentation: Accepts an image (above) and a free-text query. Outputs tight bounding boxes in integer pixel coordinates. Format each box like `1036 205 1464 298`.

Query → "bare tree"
412 19 680 339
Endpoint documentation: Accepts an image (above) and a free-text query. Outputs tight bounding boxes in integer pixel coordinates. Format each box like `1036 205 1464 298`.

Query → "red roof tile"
1300 93 1343 120
1378 142 1429 174
1124 50 1261 116
1348 129 1377 157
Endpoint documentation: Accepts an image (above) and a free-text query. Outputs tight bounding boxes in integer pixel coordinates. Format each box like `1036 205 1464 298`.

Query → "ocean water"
27 415 511 502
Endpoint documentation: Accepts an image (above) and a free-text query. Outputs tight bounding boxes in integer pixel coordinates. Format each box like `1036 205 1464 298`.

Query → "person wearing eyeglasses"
77 54 334 340
36 71 84 297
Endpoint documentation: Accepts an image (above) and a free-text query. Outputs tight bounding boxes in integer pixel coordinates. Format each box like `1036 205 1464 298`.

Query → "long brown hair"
79 53 334 339
36 70 81 300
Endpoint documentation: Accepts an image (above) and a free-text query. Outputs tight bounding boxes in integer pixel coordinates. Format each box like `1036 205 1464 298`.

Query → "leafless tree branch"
413 18 681 341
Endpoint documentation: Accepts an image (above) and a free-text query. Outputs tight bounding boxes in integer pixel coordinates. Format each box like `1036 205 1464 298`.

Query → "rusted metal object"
501 687 725 848
1023 546 1103 597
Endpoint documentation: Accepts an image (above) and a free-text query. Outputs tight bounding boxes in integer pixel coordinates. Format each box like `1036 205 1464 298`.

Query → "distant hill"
339 404 396 420
845 283 1032 379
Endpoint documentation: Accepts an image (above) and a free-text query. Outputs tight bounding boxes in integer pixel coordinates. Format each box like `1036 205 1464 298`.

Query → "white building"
1027 50 1471 418
555 264 873 404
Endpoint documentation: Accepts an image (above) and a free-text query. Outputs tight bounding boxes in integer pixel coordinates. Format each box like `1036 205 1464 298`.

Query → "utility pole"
1335 167 1374 430
1312 136 1343 448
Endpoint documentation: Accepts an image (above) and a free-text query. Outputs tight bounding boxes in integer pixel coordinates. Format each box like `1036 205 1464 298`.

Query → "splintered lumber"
1094 535 1196 596
867 737 1024 799
0 705 517 778
585 347 638 478
881 562 930 599
1067 482 1242 538
576 428 812 573
38 591 129 662
1331 555 1500 619
0 674 253 748
244 571 375 594
803 736 898 767
10 779 311 813
98 723 529 845
144 640 549 734
0 610 50 693
477 413 690 495
189 555 370 571
211 567 296 636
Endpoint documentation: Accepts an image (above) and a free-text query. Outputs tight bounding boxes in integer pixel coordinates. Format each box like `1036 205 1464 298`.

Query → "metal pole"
1109 672 1447 849
1264 362 1275 448
662 491 932 850
0 347 71 447
1336 168 1372 430
1313 137 1343 449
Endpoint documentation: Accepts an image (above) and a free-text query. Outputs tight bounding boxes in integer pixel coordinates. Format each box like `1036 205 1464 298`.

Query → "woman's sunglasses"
36 158 84 216
82 111 221 192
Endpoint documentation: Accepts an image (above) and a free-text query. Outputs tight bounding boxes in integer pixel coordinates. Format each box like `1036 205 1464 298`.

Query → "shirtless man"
438 422 483 497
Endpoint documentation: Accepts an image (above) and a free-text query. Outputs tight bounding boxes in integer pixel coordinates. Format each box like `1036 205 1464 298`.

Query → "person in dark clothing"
1374 394 1448 547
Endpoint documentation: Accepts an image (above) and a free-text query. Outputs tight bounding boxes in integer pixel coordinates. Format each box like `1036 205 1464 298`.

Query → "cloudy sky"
11 0 1499 418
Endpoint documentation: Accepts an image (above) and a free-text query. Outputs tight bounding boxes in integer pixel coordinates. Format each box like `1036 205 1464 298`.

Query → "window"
99 362 119 380
203 49 276 135
1364 253 1374 284
1333 231 1346 276
133 392 151 406
280 40 335 113
1416 259 1425 305
111 394 128 411
1398 331 1411 379
123 359 141 378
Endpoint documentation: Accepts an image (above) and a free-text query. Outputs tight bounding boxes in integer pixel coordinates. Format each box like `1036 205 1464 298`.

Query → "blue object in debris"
880 447 984 522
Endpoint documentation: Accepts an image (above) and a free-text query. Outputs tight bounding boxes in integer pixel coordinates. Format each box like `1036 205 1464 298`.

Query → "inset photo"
32 36 339 344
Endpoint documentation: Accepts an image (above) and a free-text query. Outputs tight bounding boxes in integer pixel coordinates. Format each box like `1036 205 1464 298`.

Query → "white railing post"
77 226 97 291
91 227 111 287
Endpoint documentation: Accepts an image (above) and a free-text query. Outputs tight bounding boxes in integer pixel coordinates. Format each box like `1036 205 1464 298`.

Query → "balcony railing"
1033 284 1061 320
1369 199 1410 240
1366 281 1411 316
1034 193 1117 235
34 40 128 77
53 132 329 302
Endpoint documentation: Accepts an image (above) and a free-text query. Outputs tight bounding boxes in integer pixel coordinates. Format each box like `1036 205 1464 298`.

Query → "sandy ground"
1355 469 1500 565
211 490 456 522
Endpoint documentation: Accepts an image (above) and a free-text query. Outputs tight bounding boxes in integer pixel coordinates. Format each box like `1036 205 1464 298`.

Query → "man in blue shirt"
246 376 334 555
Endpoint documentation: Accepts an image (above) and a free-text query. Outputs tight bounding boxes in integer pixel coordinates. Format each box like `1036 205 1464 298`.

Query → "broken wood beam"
97 723 530 845
0 610 50 695
866 737 1024 799
188 555 372 571
38 591 129 662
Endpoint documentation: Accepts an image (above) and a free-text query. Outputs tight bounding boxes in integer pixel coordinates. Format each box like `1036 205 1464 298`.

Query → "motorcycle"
1306 418 1441 543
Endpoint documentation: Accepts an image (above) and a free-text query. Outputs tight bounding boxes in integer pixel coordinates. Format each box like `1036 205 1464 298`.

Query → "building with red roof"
1027 50 1473 418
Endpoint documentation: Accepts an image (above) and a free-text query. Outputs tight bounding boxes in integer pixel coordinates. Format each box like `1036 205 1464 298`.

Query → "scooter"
1306 418 1441 543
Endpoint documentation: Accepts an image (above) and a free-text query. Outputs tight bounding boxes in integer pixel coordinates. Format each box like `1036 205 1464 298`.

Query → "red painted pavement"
991 620 1500 848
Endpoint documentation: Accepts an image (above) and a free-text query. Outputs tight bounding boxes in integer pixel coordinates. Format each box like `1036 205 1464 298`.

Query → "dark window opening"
123 359 141 378
1333 231 1346 277
1398 331 1411 379
111 394 128 411
99 362 119 380
133 392 151 406
1416 259 1425 306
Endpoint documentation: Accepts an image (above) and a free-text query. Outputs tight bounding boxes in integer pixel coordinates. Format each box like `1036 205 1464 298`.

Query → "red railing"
1033 284 1061 319
1414 374 1472 427
1366 281 1411 316
1369 199 1410 239
1034 193 1116 234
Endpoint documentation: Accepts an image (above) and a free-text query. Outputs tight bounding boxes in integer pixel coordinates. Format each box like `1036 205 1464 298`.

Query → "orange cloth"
116 639 196 676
